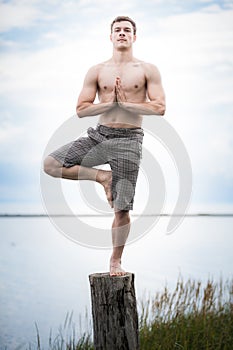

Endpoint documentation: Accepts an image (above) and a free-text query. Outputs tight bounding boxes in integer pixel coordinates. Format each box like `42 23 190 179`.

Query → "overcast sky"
0 0 233 214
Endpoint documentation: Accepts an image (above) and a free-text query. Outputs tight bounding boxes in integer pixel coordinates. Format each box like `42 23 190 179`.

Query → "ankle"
110 256 121 264
95 169 102 184
96 169 106 184
97 169 112 183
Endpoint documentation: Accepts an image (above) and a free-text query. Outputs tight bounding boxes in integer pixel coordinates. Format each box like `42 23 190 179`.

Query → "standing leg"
110 210 130 276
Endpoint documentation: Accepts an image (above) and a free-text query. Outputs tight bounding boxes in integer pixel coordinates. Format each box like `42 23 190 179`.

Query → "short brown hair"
111 16 137 35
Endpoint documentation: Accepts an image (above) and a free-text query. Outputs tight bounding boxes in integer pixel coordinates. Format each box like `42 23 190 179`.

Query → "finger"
116 76 121 85
115 86 121 95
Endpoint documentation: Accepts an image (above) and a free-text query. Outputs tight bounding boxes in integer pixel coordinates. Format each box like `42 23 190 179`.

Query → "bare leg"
44 156 113 206
110 210 130 276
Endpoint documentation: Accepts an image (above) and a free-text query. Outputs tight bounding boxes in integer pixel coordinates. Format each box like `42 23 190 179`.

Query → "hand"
104 88 117 105
115 77 127 103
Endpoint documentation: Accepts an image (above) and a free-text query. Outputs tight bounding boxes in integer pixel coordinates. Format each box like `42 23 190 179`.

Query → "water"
0 215 233 349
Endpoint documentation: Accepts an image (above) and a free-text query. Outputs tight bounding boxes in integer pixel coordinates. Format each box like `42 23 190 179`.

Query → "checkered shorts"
49 124 144 211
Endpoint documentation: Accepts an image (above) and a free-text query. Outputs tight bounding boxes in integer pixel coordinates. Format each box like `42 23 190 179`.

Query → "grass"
30 311 94 350
139 277 233 349
29 277 232 349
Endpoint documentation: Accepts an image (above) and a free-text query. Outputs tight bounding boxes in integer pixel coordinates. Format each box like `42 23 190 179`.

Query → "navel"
134 85 138 89
104 86 107 90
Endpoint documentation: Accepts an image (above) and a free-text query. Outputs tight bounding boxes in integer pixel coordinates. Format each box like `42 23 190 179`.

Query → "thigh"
109 139 142 211
49 135 107 168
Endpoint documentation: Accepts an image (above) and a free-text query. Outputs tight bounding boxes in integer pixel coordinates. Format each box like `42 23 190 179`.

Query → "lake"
0 215 233 349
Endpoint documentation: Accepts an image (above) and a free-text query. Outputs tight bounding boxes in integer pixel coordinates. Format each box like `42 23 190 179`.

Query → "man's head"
111 16 137 35
110 16 137 49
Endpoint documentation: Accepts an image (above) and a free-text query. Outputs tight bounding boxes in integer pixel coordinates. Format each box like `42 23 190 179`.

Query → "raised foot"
97 170 113 207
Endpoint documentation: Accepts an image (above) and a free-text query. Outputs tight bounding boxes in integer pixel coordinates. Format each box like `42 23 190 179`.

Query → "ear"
110 34 113 42
133 35 137 43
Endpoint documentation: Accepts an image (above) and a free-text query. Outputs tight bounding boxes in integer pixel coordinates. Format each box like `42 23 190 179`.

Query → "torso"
97 59 147 128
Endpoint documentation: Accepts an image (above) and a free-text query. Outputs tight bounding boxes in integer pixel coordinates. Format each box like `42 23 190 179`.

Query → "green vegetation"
139 277 233 349
32 311 94 350
30 277 232 349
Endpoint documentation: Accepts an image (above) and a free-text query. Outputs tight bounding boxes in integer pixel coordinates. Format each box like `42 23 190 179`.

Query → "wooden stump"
89 273 139 350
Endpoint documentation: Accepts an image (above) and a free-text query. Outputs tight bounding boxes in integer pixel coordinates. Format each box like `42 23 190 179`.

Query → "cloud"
0 0 233 211
0 121 24 143
133 7 233 203
0 0 42 32
223 0 233 9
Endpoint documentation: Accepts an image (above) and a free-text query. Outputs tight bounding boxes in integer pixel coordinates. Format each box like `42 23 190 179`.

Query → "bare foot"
110 258 126 276
97 170 113 207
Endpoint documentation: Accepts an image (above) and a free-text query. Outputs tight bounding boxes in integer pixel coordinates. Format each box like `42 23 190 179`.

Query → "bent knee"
43 156 62 177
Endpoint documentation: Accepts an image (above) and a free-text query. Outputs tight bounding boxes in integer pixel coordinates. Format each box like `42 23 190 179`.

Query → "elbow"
160 106 166 116
76 101 93 118
159 103 166 116
153 105 165 116
76 104 85 118
76 111 83 119
151 100 166 116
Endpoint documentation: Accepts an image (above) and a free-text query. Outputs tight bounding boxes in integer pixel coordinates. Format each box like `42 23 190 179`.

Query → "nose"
119 31 125 36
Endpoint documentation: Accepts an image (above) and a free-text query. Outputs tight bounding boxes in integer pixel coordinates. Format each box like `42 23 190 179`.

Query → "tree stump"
89 273 139 350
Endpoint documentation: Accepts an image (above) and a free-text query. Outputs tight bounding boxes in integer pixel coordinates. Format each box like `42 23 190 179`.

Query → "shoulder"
133 58 161 80
85 61 110 79
82 63 102 85
142 62 161 80
86 63 101 77
88 60 110 73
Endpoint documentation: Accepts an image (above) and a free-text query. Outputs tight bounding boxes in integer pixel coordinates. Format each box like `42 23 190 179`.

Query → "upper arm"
145 63 166 107
77 65 99 108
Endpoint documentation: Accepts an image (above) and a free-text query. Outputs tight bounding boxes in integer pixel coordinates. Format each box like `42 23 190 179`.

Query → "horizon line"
0 213 233 218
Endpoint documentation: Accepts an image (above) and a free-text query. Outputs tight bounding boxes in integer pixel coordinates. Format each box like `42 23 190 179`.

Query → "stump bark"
89 273 139 350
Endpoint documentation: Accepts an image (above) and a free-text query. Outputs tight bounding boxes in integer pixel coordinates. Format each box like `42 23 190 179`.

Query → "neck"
112 48 133 64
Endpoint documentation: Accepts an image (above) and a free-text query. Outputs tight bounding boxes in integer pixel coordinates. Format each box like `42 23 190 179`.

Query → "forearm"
76 102 115 118
119 101 165 116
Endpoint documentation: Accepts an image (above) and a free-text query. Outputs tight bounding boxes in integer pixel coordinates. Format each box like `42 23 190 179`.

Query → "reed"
30 310 94 350
139 277 233 349
28 277 232 349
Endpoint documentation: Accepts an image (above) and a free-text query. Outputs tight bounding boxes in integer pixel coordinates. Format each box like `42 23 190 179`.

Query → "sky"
0 0 233 214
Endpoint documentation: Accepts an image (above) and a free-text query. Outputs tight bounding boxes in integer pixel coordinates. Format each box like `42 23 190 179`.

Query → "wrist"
118 101 128 109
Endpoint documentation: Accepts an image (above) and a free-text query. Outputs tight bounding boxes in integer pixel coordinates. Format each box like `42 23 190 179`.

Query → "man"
44 16 165 276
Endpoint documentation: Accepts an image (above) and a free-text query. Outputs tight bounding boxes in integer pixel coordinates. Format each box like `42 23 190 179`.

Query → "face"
110 21 136 49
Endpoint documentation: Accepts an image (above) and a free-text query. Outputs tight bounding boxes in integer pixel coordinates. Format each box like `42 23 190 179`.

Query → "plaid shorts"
49 124 144 211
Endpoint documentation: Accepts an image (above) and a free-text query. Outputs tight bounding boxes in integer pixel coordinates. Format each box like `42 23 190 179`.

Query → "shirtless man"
44 16 165 276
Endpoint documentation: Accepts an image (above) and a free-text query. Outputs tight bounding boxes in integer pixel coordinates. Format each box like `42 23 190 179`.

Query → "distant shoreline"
1 213 233 218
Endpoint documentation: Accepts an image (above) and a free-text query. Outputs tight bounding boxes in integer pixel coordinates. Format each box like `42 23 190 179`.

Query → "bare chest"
98 63 146 93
